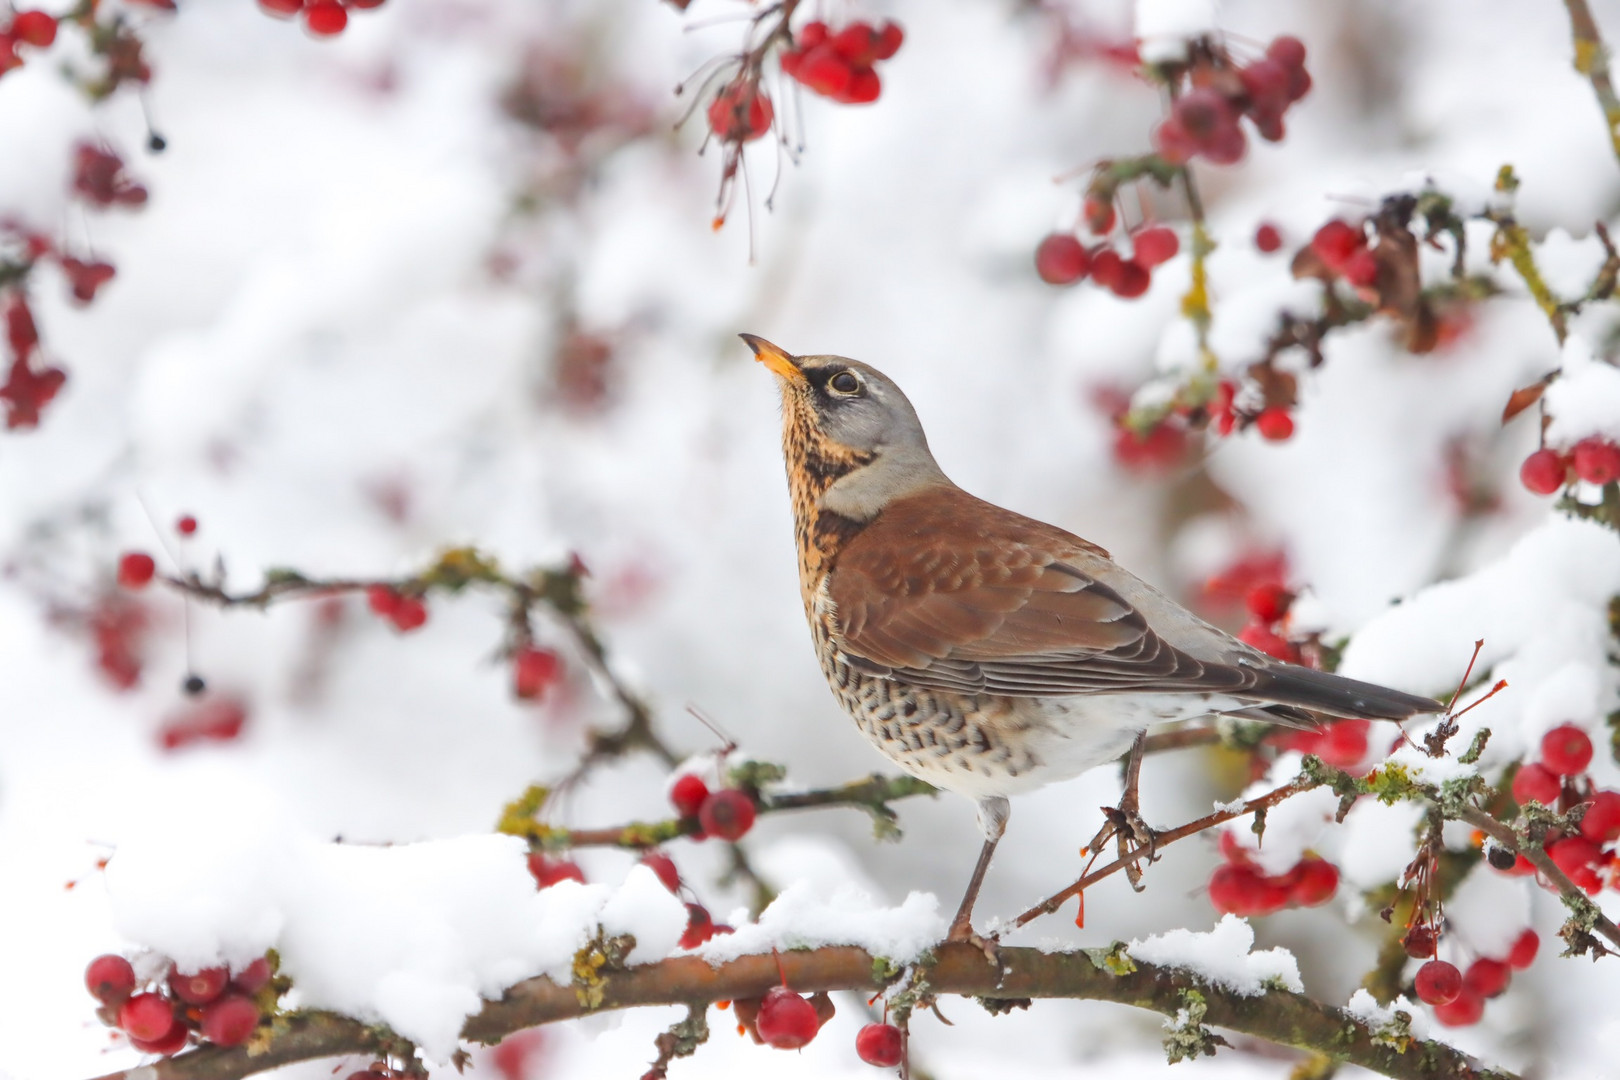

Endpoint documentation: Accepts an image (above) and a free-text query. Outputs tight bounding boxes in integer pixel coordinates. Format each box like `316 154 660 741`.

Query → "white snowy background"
2 0 1619 1078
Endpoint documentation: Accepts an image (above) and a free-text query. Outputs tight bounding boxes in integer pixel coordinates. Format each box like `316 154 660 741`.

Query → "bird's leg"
1086 732 1159 891
947 796 1008 953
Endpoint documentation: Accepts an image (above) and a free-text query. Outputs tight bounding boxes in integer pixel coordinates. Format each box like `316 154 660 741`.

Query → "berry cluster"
365 586 428 633
1235 581 1299 663
669 773 759 842
1152 36 1311 166
1409 928 1538 1028
1520 434 1620 496
706 79 774 144
1207 832 1338 916
86 592 150 689
1035 220 1179 299
0 9 56 78
1499 724 1619 893
84 951 276 1055
779 20 903 105
159 695 249 751
1307 219 1380 290
256 0 386 39
2 287 65 429
72 143 147 209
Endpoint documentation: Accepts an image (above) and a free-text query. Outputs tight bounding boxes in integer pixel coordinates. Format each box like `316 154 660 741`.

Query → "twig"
1562 0 1620 170
1012 774 1320 929
79 943 1514 1080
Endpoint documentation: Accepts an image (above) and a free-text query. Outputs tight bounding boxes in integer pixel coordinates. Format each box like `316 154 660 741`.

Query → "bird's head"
742 333 947 521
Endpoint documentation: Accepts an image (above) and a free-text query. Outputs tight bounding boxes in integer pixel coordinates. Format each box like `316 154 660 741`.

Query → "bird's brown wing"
826 488 1443 720
826 489 1260 698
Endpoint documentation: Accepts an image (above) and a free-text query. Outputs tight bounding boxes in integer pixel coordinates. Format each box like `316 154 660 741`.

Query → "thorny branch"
80 943 1513 1080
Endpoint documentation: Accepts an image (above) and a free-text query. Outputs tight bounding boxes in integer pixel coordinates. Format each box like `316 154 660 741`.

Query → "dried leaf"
1502 374 1557 424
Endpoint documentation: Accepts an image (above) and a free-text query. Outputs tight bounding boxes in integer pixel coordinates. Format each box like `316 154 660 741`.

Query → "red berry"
699 789 757 841
1089 248 1124 290
1109 260 1151 299
117 552 156 588
175 515 198 536
1255 223 1283 253
1571 437 1620 484
1507 929 1539 970
1343 248 1380 287
232 957 272 994
669 774 710 818
1402 925 1437 960
200 993 260 1046
169 966 229 1005
1266 35 1307 71
840 67 882 104
1580 790 1620 843
11 11 56 48
5 292 37 358
855 1022 903 1067
679 902 731 948
1153 116 1198 165
1463 958 1510 999
1245 582 1293 624
130 1020 188 1056
1431 988 1484 1027
1547 836 1604 891
86 954 136 1004
1208 862 1281 915
365 585 399 617
61 256 116 303
1034 233 1090 285
258 0 304 15
1289 856 1338 907
707 81 774 142
1131 226 1179 268
347 0 386 7
1414 960 1462 1006
1541 723 1593 776
1238 58 1290 114
1112 422 1187 472
1519 448 1568 495
796 21 828 49
1511 761 1560 805
303 0 346 35
512 646 562 700
527 853 585 889
1311 220 1363 269
755 986 819 1049
873 21 903 60
1083 195 1115 235
389 595 428 632
1238 621 1299 663
830 23 878 65
1320 720 1370 768
119 993 177 1042
640 850 680 893
1255 407 1294 441
792 45 854 99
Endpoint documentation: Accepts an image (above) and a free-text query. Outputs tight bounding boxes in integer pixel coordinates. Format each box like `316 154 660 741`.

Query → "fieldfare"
743 334 1443 941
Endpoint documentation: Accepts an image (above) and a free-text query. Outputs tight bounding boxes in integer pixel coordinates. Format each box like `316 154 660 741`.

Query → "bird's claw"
1089 804 1161 892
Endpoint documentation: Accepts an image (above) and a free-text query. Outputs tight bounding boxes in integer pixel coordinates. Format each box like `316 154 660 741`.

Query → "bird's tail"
1248 664 1444 721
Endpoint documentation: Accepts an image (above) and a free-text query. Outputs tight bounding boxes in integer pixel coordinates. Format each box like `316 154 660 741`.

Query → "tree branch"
81 942 1513 1080
1562 0 1620 170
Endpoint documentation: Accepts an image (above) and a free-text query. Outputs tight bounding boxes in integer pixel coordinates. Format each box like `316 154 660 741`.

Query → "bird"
742 333 1445 942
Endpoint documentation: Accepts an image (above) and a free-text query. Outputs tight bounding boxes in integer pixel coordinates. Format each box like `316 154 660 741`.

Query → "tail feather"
1248 664 1443 721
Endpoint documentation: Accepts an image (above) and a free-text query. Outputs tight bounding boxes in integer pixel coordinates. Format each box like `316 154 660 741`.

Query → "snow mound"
1128 914 1303 995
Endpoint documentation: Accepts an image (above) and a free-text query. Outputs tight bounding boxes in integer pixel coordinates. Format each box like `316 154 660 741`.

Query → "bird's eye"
829 371 861 394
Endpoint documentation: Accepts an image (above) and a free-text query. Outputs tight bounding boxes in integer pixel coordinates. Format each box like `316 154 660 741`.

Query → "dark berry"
679 903 719 949
1255 223 1282 253
1402 925 1436 960
1109 260 1151 299
182 674 207 696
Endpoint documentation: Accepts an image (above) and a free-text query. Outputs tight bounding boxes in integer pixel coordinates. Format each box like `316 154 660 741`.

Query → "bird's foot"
1088 804 1160 892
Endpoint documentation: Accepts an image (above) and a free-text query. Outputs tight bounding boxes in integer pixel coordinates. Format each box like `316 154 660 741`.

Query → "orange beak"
739 333 805 384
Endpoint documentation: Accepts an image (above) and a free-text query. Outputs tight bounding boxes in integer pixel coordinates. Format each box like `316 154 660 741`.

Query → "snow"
105 826 687 1060
1135 0 1219 63
1544 335 1620 446
1344 988 1431 1041
693 884 943 967
1128 915 1303 995
1216 753 1340 875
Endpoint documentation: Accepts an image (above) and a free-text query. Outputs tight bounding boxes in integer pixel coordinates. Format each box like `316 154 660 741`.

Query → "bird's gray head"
742 333 949 519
